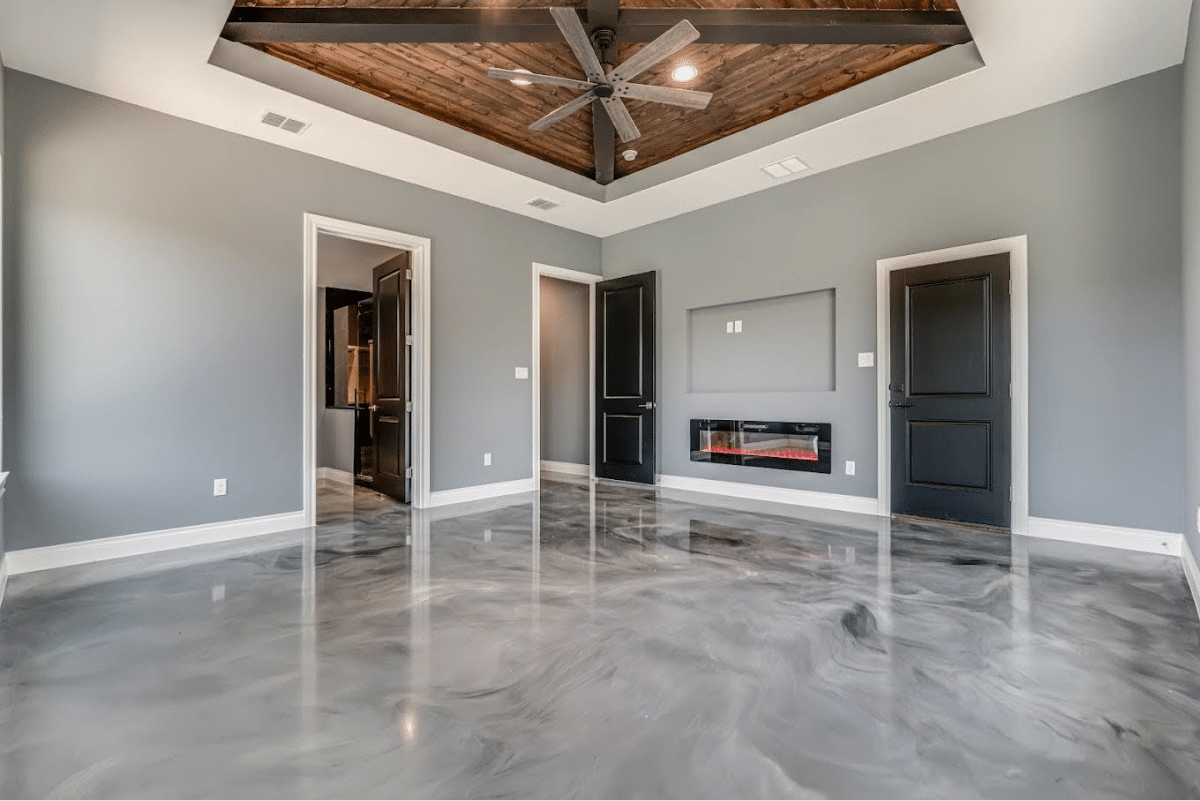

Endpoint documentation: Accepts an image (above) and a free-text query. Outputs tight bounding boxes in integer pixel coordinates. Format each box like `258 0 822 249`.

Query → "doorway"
876 236 1029 534
532 263 600 488
304 215 432 524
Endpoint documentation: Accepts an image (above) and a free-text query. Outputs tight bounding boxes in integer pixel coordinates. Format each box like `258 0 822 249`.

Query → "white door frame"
875 235 1029 534
532 263 601 489
303 213 433 521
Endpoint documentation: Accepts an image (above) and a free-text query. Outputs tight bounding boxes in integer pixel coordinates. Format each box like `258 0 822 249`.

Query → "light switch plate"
483 452 492 466
515 367 529 380
845 461 855 476
726 321 734 334
857 352 875 368
213 478 227 496
734 320 743 333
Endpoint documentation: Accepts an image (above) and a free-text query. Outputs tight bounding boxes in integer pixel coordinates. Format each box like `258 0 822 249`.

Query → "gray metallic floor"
2 475 1200 798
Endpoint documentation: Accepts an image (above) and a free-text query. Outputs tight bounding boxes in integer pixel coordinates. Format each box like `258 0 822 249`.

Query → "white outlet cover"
213 478 227 496
515 367 529 380
858 352 875 368
484 453 492 466
725 321 733 334
484 528 492 542
212 585 226 602
845 461 856 476
734 320 743 333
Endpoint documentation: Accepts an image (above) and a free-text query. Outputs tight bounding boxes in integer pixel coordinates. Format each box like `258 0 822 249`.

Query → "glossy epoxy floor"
2 475 1200 798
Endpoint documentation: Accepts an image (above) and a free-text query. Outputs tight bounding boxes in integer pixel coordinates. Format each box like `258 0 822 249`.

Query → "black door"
889 254 1011 528
595 271 656 484
372 253 411 503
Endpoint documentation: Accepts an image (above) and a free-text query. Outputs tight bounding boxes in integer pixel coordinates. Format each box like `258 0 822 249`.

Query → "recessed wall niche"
687 288 835 393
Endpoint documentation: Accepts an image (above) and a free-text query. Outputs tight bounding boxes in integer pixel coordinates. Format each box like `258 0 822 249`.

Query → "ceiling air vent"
526 197 560 211
761 156 809 179
258 109 311 135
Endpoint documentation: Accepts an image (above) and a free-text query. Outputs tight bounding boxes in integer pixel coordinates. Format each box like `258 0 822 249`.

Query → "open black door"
889 254 1011 528
595 271 656 484
372 253 411 503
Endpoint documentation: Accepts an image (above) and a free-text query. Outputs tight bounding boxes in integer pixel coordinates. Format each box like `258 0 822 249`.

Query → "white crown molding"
657 474 879 516
540 460 589 477
1026 517 1182 557
428 478 539 508
4 511 308 575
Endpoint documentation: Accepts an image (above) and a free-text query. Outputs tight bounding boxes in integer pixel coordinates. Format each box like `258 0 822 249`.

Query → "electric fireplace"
691 420 832 473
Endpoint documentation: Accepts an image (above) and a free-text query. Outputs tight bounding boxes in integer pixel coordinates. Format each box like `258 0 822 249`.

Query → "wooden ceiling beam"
222 8 970 47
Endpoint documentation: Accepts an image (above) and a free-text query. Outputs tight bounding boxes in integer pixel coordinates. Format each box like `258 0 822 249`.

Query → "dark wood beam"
588 0 619 184
221 8 971 47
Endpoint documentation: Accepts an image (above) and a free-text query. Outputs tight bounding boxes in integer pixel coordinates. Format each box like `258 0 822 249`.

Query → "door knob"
638 402 656 409
369 404 379 412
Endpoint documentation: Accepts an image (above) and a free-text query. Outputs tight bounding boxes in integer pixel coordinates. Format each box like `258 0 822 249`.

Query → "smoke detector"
258 109 311 135
526 197 561 211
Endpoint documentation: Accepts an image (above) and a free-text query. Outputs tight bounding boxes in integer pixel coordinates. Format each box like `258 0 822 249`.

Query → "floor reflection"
1 475 1198 798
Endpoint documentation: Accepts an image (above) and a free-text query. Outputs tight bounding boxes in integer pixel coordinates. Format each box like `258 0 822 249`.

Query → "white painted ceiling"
0 0 1192 237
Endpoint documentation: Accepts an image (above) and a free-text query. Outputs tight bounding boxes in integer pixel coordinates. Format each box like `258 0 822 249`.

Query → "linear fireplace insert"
691 419 832 473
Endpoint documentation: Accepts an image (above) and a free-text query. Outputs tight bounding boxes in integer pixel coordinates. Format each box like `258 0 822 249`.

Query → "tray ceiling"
230 0 960 180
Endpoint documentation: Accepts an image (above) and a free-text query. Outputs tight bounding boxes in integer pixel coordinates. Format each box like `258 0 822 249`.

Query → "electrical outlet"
211 585 226 602
484 528 492 542
726 321 733 334
845 461 855 476
857 352 875 368
734 320 743 333
484 453 492 466
213 478 227 496
515 367 529 380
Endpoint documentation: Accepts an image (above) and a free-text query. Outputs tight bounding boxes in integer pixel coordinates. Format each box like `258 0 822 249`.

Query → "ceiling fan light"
670 64 698 83
510 68 533 86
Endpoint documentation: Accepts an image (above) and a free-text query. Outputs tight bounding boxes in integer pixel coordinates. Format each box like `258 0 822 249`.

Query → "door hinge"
405 400 413 412
405 334 414 346
405 467 414 479
405 269 413 280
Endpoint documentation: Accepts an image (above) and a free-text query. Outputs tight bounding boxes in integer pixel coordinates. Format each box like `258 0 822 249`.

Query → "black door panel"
373 254 410 504
596 272 656 484
890 254 1010 527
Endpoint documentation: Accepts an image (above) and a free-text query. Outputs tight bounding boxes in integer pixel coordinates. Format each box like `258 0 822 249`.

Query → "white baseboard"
428 478 538 508
1026 517 1182 556
4 510 309 575
1182 537 1200 624
657 474 879 516
317 467 355 485
540 460 589 477
0 555 9 611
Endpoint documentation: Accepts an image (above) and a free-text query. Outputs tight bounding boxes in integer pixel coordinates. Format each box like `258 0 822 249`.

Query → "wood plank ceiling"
234 1 960 179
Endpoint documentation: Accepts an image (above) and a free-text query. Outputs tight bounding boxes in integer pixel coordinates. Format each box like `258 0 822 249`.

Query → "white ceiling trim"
0 0 1191 237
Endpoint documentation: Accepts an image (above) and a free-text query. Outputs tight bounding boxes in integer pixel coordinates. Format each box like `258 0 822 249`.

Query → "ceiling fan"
485 7 713 143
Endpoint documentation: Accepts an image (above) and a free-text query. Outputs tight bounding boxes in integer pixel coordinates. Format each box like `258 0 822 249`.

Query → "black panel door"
372 253 410 504
595 271 656 484
890 254 1011 528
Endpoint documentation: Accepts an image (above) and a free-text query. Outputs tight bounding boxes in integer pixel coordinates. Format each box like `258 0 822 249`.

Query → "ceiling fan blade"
549 7 606 83
609 19 700 84
618 83 712 109
530 92 596 131
600 96 641 143
486 68 596 92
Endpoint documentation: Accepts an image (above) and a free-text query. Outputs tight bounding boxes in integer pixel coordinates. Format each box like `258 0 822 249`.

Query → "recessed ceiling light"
670 64 698 83
510 68 533 86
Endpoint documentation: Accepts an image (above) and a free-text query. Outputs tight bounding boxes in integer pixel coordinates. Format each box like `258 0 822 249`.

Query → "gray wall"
604 66 1186 533
315 287 355 475
1184 7 1200 557
539 276 589 466
0 50 5 561
3 69 600 551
